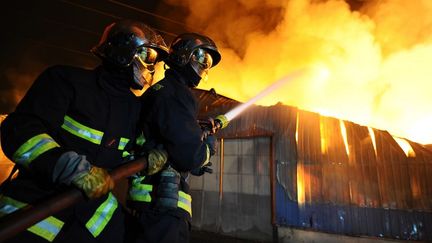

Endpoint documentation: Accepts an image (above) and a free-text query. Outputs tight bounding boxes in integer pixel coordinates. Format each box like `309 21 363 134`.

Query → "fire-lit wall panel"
192 89 432 241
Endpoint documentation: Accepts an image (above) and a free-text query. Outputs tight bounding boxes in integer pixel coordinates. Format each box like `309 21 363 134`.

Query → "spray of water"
224 68 306 121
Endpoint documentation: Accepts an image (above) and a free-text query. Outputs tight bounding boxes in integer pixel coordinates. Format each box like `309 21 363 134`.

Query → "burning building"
188 88 432 242
1 0 432 242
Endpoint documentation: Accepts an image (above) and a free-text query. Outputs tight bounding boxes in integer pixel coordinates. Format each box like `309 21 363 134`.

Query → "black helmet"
167 33 221 68
92 20 169 89
166 33 221 87
92 19 168 68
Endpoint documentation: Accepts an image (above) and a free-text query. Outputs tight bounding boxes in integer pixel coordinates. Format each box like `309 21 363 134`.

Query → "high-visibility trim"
0 196 64 242
85 192 118 238
118 137 129 150
136 133 146 147
129 184 153 202
122 151 130 158
178 191 192 216
129 176 153 202
13 134 60 167
61 115 103 145
203 145 210 166
27 216 64 242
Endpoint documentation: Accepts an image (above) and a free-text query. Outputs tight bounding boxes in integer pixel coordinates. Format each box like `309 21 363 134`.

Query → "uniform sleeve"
155 92 210 172
0 66 73 182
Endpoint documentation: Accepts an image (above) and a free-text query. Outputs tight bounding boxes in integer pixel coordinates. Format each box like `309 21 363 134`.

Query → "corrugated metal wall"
283 109 432 241
193 89 432 241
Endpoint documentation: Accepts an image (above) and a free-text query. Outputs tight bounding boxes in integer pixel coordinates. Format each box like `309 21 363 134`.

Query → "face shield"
190 48 213 82
132 46 159 89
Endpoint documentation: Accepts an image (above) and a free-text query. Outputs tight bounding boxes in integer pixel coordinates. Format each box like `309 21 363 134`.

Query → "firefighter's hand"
71 166 114 199
190 162 213 176
205 135 217 156
146 148 168 175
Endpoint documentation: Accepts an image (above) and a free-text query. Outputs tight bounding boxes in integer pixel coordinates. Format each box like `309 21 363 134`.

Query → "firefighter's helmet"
92 19 168 89
166 33 221 87
167 33 221 68
92 19 168 68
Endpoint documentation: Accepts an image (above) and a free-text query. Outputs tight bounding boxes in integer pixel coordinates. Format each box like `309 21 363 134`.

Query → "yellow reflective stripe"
136 133 146 146
12 134 60 167
0 196 26 217
0 196 64 242
118 137 129 150
203 145 210 166
122 151 130 158
86 193 118 237
177 191 192 216
28 216 64 242
129 184 153 202
61 116 103 145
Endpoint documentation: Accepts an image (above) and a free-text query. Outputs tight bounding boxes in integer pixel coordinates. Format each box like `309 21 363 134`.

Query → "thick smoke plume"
164 0 432 144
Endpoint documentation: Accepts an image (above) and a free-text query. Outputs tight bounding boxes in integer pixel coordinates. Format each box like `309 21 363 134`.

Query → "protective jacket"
126 68 211 243
0 65 141 243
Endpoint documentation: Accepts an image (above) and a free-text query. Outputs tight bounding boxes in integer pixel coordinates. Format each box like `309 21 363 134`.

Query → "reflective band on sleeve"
203 145 210 166
13 133 60 167
61 115 104 145
118 137 129 150
27 216 64 242
0 196 64 242
85 192 118 238
177 191 192 217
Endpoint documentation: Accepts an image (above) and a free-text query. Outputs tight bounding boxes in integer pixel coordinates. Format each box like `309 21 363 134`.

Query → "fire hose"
0 68 305 241
0 157 148 242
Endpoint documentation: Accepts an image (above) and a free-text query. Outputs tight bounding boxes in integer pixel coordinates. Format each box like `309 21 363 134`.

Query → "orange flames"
168 0 432 144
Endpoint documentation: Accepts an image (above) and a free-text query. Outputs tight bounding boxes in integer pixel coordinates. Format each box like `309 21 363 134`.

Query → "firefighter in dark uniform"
0 19 168 243
126 33 222 243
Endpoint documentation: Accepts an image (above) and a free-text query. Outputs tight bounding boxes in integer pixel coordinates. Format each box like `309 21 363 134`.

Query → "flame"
340 120 350 156
368 127 378 157
393 137 416 157
296 162 305 204
320 117 327 154
168 0 432 144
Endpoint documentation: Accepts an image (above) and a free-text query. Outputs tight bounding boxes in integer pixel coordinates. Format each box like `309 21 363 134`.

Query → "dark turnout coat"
0 65 140 243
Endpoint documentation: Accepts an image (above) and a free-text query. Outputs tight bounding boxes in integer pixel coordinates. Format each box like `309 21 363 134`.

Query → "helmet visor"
135 46 159 65
190 48 213 79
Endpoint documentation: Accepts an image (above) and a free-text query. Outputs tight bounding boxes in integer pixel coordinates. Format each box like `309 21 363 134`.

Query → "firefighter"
0 19 169 243
126 33 221 243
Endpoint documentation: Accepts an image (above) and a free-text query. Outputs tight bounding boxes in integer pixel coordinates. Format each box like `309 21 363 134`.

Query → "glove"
205 135 217 156
71 166 114 199
190 162 213 176
146 148 168 175
199 117 216 140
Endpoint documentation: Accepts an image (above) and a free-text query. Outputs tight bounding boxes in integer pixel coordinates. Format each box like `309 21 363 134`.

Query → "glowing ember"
174 0 432 144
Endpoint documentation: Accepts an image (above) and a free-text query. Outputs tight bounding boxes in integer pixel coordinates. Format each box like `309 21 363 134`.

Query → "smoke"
162 0 432 144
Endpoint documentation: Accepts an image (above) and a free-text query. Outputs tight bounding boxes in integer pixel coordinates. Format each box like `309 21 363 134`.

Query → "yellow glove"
72 166 114 199
146 148 168 175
